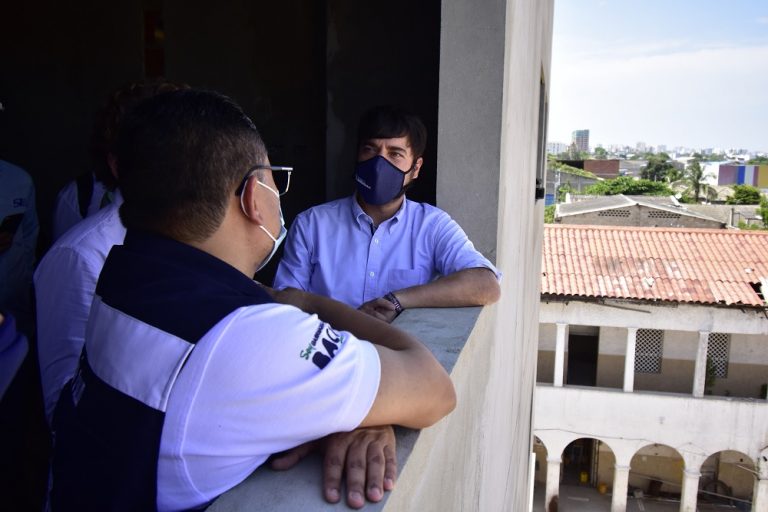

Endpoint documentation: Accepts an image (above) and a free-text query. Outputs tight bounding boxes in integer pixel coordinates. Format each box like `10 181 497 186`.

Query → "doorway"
566 333 598 386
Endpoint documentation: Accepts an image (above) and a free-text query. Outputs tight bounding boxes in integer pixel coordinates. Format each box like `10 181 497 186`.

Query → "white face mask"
242 179 287 272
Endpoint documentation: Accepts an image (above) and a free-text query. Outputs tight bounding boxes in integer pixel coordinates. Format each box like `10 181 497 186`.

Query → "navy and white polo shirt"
51 230 380 511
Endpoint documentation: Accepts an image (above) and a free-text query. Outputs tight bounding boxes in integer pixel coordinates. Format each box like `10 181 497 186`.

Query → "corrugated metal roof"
541 225 768 307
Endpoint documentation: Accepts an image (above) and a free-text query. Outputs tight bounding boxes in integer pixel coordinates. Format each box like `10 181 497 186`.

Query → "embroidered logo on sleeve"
300 323 346 370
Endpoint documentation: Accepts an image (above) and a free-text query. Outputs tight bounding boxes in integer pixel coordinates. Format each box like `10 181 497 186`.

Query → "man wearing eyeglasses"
48 90 456 511
274 105 501 322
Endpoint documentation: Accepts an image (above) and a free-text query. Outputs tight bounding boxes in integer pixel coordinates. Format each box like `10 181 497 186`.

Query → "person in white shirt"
35 196 124 422
50 81 185 241
48 89 455 511
35 80 185 423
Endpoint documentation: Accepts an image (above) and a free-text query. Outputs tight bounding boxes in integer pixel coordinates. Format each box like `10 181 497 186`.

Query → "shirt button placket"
363 229 382 303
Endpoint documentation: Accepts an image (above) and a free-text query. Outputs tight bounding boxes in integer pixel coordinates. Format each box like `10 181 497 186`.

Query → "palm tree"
670 160 716 204
686 159 705 202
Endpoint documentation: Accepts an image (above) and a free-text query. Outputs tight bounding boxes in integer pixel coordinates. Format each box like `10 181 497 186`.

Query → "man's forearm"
393 267 500 310
275 288 421 352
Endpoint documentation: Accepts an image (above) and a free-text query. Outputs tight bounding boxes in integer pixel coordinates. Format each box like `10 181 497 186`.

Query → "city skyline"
548 0 768 153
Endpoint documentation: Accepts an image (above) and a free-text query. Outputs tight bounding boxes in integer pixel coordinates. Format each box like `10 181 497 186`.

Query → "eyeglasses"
234 165 293 197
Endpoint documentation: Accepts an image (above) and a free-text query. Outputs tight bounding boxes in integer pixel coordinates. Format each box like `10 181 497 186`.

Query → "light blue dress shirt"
274 195 499 308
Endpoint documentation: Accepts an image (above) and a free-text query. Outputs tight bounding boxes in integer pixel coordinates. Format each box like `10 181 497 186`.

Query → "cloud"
757 16 768 24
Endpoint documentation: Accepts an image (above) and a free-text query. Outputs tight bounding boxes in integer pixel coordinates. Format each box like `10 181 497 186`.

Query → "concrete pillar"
554 323 567 387
692 331 710 398
754 452 768 512
611 464 630 512
544 457 561 511
679 469 700 512
754 479 768 512
528 452 536 512
623 327 638 392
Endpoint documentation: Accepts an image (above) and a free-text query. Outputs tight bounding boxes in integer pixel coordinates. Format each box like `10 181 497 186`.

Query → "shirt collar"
122 229 263 297
349 194 407 234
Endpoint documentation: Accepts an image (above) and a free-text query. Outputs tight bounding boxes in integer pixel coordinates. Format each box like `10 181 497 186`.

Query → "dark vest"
50 230 273 511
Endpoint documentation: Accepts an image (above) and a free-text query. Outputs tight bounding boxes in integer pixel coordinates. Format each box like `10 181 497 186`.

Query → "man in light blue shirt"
274 106 500 322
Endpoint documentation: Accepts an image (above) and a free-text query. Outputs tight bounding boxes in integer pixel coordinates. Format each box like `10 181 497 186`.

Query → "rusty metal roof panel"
541 225 768 306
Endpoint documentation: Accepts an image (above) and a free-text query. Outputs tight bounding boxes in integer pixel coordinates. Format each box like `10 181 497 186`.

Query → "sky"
548 0 768 153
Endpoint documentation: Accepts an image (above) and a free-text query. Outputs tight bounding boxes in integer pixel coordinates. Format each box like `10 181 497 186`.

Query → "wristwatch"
383 292 404 317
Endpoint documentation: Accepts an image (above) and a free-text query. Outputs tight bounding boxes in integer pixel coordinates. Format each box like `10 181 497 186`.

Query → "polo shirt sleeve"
160 303 380 502
430 210 501 280
273 211 313 291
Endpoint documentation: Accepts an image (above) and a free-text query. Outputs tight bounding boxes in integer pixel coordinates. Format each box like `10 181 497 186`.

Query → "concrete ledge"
209 306 483 511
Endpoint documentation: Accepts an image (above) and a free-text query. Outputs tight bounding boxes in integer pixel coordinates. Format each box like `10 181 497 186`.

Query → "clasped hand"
357 297 398 323
270 426 397 509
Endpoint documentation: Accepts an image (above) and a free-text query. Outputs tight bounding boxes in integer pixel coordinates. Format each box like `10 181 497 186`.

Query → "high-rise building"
571 129 589 152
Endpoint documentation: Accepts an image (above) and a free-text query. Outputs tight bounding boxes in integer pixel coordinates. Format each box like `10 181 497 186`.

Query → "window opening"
635 329 663 373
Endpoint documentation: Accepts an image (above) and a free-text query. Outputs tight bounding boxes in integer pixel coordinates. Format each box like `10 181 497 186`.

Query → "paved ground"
532 484 747 511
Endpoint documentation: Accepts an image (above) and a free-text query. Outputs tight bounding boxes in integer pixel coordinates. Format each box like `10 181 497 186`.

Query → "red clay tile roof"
541 225 768 307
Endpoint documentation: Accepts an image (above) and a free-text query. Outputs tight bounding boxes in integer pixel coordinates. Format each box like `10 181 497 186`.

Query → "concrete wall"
538 438 757 501
0 0 144 250
1 0 441 261
583 159 619 179
544 170 599 203
533 441 548 484
559 205 724 228
540 301 768 337
628 446 756 499
629 449 684 495
537 350 555 383
596 443 616 487
324 0 440 205
162 0 328 238
539 320 768 398
436 0 504 260
388 1 554 510
716 454 756 499
534 385 768 477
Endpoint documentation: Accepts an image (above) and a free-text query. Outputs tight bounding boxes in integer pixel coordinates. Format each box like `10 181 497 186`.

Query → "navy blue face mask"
355 155 411 205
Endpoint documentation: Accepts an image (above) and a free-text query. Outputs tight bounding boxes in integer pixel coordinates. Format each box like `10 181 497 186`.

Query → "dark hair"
116 89 267 242
356 105 427 160
90 80 188 189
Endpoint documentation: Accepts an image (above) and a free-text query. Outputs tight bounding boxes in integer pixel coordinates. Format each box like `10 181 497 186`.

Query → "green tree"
684 159 707 203
584 176 673 196
666 166 684 183
641 153 675 182
544 205 555 223
758 196 768 227
747 156 768 165
593 147 607 160
726 184 762 205
557 182 574 202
